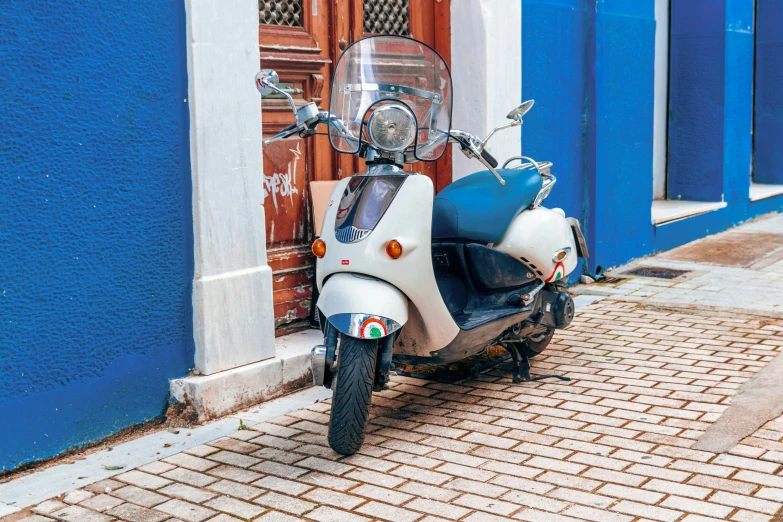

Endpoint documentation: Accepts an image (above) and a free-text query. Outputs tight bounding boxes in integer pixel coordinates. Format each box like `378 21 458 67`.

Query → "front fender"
317 273 408 339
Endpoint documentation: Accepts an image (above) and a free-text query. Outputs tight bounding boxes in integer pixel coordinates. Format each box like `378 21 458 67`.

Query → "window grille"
259 0 303 27
363 0 410 35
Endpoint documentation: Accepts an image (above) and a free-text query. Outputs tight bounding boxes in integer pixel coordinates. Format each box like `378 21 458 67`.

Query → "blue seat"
432 168 543 243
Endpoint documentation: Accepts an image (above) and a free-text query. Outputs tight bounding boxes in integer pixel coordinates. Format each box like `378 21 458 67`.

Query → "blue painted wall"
754 0 783 184
523 0 782 274
0 2 193 471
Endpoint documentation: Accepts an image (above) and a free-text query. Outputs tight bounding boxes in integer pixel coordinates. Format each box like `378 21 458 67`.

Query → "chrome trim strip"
328 313 402 339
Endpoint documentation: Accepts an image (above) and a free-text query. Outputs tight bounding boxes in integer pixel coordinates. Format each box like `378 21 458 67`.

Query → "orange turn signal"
312 239 326 258
386 239 403 259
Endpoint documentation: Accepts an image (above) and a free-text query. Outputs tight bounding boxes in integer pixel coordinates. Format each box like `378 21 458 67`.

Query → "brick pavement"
6 300 783 522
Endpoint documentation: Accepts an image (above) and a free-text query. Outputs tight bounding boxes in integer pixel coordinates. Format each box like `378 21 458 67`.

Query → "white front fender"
317 273 408 339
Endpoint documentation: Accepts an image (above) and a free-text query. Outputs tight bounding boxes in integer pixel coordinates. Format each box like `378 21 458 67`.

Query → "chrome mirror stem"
480 120 521 151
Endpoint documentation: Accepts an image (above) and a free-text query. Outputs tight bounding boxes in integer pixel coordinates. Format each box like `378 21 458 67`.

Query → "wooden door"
261 0 451 335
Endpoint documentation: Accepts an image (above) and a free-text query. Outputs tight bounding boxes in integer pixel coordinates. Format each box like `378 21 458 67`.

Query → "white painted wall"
450 0 522 180
653 0 669 200
186 0 275 375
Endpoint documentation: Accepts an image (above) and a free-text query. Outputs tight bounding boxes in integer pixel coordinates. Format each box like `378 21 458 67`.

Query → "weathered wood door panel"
261 0 452 335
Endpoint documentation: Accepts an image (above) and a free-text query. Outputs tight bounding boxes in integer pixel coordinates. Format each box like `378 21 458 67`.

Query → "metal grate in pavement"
624 266 690 279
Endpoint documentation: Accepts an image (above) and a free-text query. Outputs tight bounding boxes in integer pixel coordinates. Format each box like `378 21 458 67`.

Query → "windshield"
328 35 452 162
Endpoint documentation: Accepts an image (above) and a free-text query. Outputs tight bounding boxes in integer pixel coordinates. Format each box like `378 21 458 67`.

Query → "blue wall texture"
0 2 193 471
523 0 783 274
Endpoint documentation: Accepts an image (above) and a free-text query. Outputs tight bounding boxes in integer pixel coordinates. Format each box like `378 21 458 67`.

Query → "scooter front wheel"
328 334 379 455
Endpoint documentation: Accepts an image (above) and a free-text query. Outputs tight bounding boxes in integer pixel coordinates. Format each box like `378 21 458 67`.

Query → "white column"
186 0 275 375
450 0 522 181
652 0 669 200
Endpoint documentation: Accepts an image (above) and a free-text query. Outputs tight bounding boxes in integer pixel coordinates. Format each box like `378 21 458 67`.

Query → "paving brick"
501 490 570 512
598 483 665 504
731 509 776 522
443 477 508 498
563 504 633 522
254 511 305 522
203 495 265 519
207 464 263 484
710 491 781 515
41 505 110 522
105 503 169 522
390 465 450 485
660 496 733 519
184 445 219 457
154 499 216 522
713 453 781 473
250 461 308 479
208 437 260 454
254 492 316 516
398 481 460 502
454 493 520 516
305 506 370 522
110 486 169 507
61 489 93 505
404 498 471 520
137 461 177 475
537 471 604 491
161 468 218 487
351 484 414 505
252 476 313 496
115 470 173 490
78 494 124 512
296 471 358 491
609 501 682 522
513 508 586 522
582 467 646 487
355 501 422 522
159 482 218 503
436 462 496 482
162 453 219 472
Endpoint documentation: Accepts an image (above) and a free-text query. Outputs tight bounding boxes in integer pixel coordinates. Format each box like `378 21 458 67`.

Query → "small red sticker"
341 260 350 265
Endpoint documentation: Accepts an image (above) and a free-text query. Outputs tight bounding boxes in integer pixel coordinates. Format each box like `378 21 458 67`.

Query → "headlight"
367 104 416 152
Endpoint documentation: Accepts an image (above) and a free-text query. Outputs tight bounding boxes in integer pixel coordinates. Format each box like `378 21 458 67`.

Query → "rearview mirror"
507 100 535 120
255 69 279 96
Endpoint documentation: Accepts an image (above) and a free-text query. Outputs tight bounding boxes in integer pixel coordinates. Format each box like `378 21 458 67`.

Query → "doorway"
259 0 452 335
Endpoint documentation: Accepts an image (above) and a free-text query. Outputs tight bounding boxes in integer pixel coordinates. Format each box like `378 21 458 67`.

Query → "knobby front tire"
328 335 379 455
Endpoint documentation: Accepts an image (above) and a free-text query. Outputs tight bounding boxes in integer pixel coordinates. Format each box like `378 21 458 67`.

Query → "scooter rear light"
312 239 326 258
386 240 403 259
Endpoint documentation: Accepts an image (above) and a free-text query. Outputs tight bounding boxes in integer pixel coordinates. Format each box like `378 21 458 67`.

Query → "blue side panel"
0 2 193 471
522 0 587 227
722 0 754 203
667 0 725 201
591 0 656 269
754 0 783 184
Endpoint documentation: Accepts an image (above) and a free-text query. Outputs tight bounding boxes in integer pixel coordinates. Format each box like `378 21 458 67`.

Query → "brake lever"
263 122 306 146
451 131 505 185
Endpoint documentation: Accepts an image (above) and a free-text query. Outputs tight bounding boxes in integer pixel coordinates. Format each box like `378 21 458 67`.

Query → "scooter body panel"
494 206 578 283
316 174 460 353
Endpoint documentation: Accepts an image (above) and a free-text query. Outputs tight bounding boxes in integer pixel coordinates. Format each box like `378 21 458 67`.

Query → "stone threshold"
171 329 322 422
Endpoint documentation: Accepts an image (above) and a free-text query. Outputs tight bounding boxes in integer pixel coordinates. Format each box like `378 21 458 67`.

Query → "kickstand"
470 351 484 378
505 341 571 383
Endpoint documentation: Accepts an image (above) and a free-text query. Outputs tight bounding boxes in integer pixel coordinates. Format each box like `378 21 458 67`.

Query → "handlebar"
480 148 498 169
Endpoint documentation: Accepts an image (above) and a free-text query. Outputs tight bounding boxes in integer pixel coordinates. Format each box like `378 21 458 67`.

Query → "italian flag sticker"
360 317 387 339
546 262 566 282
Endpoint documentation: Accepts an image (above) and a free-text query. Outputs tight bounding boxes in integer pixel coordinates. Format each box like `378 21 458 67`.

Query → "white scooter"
256 35 588 455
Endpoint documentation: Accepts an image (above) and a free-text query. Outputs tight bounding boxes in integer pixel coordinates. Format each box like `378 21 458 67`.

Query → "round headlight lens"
368 104 416 152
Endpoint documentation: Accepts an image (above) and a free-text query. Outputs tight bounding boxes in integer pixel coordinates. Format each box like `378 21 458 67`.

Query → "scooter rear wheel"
524 329 554 358
328 335 379 455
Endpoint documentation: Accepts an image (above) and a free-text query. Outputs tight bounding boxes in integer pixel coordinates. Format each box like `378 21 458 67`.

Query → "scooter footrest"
453 308 524 330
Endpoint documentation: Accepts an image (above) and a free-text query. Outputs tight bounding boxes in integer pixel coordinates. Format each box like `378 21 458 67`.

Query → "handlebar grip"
481 148 499 169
